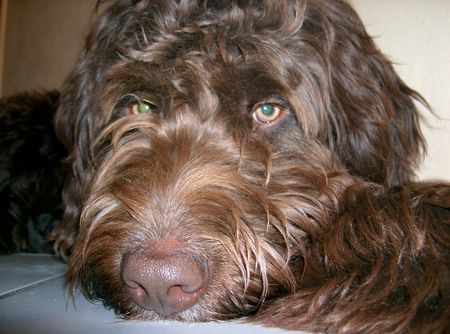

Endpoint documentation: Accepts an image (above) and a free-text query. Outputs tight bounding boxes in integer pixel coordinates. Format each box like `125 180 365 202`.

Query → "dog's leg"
253 182 450 334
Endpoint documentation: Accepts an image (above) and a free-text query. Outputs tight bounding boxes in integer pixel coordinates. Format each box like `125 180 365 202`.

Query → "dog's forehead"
109 0 304 70
101 1 307 107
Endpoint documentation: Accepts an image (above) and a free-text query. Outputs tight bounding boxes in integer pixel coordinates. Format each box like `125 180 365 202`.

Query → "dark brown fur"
51 1 449 333
0 91 65 253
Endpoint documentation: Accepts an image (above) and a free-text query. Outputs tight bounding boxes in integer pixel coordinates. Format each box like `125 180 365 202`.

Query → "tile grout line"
0 273 65 300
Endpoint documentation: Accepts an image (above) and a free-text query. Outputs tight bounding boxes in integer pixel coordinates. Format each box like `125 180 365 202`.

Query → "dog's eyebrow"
121 93 143 103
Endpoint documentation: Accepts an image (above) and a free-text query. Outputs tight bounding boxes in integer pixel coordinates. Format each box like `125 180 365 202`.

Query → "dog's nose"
121 250 207 316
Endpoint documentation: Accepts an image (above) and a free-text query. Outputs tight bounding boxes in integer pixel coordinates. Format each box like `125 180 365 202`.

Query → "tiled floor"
0 254 307 334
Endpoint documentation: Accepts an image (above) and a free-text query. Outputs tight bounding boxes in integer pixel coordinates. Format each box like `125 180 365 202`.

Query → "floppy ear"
53 0 143 256
305 0 425 186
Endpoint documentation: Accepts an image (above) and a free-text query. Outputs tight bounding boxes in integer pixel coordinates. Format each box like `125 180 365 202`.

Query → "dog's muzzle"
121 241 208 316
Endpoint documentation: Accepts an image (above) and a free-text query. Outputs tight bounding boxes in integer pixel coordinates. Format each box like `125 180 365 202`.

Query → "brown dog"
50 1 449 333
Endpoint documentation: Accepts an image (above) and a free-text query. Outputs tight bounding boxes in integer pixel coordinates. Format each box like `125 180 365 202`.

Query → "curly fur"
45 0 450 333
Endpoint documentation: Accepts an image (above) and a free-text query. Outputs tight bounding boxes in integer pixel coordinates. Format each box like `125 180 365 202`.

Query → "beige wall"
351 0 450 180
0 0 8 94
0 0 449 180
1 0 96 96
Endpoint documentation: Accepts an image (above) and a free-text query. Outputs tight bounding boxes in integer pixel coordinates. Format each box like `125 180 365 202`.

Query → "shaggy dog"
2 0 449 333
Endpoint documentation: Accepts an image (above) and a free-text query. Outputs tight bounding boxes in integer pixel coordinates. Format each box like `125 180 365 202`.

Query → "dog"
1 0 449 333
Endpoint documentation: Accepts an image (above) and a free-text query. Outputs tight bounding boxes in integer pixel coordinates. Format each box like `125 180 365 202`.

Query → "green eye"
131 99 156 114
253 103 281 124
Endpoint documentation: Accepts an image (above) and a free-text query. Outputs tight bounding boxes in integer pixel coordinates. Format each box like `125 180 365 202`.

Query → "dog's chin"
118 304 249 322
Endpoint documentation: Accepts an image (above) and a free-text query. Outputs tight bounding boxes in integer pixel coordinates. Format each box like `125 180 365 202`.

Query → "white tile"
0 254 307 334
0 277 303 334
0 253 65 297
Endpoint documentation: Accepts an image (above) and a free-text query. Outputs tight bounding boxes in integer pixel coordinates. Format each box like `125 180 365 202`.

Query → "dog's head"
54 0 425 321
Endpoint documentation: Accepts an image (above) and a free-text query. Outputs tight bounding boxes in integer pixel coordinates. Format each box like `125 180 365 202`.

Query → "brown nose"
121 250 207 316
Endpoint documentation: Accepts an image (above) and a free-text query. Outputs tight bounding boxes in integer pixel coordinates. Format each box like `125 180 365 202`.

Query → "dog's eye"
130 99 157 114
253 103 282 124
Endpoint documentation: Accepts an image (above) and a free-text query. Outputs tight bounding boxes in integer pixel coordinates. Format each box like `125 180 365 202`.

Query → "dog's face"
55 0 424 321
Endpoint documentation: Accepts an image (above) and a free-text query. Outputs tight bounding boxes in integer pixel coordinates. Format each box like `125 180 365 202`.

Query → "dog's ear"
53 0 142 256
304 0 426 186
